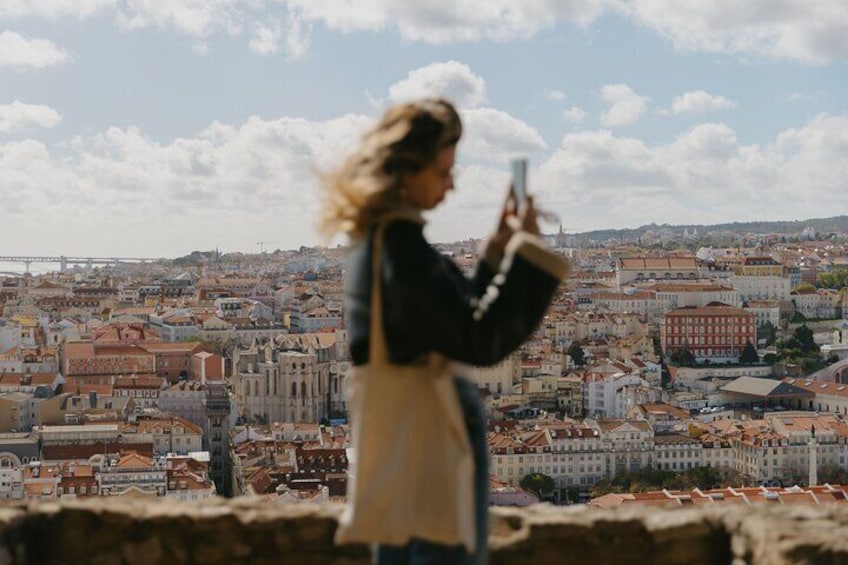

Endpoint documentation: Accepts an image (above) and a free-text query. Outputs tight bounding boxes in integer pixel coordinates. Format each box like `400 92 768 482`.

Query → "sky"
1 1 847 258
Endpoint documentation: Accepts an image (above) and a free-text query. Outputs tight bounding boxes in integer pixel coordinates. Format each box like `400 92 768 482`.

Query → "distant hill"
570 216 848 242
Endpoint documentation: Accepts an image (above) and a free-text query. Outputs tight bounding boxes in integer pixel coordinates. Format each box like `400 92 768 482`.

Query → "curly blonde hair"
319 98 462 240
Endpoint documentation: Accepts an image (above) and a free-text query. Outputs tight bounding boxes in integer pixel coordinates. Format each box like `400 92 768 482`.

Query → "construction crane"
257 241 276 254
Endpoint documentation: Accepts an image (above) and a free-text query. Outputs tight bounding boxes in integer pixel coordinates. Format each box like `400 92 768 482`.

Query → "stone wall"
0 499 846 564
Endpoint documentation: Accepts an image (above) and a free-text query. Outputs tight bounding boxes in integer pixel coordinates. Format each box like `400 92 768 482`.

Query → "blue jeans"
374 377 489 565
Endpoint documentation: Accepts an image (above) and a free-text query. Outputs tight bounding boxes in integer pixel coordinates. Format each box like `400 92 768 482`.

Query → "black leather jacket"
345 217 567 367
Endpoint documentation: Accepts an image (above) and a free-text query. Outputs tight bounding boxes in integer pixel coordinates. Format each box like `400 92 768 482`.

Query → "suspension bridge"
0 255 159 274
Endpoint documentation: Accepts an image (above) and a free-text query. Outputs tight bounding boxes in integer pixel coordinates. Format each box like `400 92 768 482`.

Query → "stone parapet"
0 499 845 564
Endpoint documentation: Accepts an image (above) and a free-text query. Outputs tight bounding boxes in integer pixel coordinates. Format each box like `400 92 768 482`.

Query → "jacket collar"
379 204 426 226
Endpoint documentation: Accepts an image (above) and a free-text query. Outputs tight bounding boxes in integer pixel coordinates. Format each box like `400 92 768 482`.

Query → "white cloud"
671 90 738 114
0 113 376 254
786 91 827 103
249 23 281 55
0 101 62 133
0 31 70 69
284 0 848 63
285 1 620 43
3 111 848 254
0 2 618 60
387 61 487 108
533 114 848 231
115 1 238 37
0 1 614 50
600 83 648 127
544 89 568 102
461 107 547 163
2 0 846 64
0 0 115 19
112 2 304 58
284 11 312 59
562 107 586 123
628 0 848 64
0 96 548 253
191 41 210 56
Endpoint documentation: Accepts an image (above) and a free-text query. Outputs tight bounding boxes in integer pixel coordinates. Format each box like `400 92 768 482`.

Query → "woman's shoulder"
382 219 432 268
377 206 428 247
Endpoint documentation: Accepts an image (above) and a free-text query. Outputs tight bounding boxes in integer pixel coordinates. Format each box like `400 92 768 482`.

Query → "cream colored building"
556 312 649 342
731 275 791 302
469 354 518 396
654 433 703 471
130 417 203 456
0 393 38 432
616 257 700 287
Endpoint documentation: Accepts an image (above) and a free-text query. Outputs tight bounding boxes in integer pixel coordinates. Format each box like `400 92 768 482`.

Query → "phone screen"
511 158 527 205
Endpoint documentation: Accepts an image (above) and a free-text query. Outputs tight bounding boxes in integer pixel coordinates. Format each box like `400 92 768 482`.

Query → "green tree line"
816 269 848 289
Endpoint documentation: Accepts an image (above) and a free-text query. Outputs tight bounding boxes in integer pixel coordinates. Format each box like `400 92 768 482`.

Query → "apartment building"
616 257 700 287
654 433 703 471
661 304 756 362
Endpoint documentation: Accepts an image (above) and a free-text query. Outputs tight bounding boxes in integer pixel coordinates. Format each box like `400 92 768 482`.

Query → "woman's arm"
381 221 569 367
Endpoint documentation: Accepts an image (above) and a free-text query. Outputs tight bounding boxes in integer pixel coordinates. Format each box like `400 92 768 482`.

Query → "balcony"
0 498 844 563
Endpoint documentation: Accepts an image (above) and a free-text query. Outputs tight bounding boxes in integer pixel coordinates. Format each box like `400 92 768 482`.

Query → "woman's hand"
490 187 518 251
480 187 517 266
517 195 541 236
482 187 542 266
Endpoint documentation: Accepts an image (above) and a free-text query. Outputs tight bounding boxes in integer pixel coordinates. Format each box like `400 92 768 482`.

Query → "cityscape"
2 1 847 561
0 217 846 510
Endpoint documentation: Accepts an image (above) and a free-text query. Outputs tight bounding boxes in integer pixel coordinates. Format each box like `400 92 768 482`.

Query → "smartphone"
511 158 528 206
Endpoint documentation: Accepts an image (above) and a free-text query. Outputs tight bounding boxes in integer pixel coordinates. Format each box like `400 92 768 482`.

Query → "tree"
670 347 696 367
779 324 818 356
567 342 586 367
563 487 581 504
818 464 848 485
739 342 759 364
776 324 824 376
780 465 807 487
760 321 777 346
589 478 618 498
520 473 556 500
790 311 807 324
816 269 848 289
684 466 724 490
763 353 779 365
793 324 819 354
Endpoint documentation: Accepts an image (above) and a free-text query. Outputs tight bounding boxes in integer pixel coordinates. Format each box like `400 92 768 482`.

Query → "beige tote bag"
336 219 476 551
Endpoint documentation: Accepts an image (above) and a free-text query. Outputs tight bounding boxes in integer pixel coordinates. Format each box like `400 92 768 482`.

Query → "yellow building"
734 257 784 277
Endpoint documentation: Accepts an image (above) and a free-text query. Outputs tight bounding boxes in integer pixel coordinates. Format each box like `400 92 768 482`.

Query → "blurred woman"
324 98 569 564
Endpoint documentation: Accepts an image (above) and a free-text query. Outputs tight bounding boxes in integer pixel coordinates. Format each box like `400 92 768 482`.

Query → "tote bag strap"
368 221 391 367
